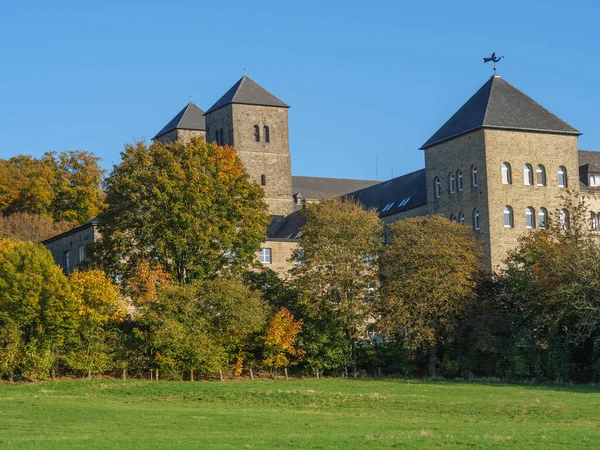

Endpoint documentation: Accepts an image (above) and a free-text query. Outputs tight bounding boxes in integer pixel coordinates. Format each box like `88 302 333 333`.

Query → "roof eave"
205 101 290 116
420 125 581 150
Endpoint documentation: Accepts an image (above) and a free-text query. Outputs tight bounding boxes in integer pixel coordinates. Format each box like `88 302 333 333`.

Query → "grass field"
0 378 599 449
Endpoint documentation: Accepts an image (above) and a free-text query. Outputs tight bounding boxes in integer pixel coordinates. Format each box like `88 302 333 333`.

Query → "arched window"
434 177 441 198
457 170 463 191
504 206 514 228
524 164 533 185
451 215 457 223
219 128 224 145
449 173 455 194
459 212 465 225
471 166 478 187
558 166 567 187
538 207 548 229
263 126 270 143
560 208 569 230
526 207 535 229
591 212 597 230
215 130 219 145
536 165 546 186
253 125 260 142
261 174 266 186
502 163 511 184
473 209 480 231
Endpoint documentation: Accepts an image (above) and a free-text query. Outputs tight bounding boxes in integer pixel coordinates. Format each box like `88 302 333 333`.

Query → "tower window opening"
261 174 266 186
263 126 270 143
471 166 478 187
504 205 514 228
254 125 260 142
558 166 568 187
536 165 546 186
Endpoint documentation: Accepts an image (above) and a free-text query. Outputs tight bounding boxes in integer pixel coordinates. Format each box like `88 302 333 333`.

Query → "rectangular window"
590 174 600 187
258 248 272 264
63 251 70 272
78 245 85 262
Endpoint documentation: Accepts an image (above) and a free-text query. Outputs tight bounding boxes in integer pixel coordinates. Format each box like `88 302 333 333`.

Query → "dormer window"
590 174 600 187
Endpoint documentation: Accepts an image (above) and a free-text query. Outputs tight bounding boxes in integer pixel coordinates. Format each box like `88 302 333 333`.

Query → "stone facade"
43 222 99 274
156 129 206 145
205 103 294 217
259 239 298 277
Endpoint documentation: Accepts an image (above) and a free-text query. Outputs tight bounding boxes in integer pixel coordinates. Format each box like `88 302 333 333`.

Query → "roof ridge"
481 75 497 125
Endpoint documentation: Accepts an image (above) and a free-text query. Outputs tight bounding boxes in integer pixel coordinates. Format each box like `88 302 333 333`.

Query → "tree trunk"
428 346 437 378
155 368 159 381
219 369 224 382
351 338 358 378
284 367 288 380
9 373 14 383
88 369 91 380
190 368 194 382
122 368 127 381
249 368 254 381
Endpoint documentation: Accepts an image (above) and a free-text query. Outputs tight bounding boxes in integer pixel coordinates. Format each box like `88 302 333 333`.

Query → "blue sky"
1 0 599 181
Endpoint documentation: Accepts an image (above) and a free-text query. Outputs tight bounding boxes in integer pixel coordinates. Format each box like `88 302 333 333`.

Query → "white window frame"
473 209 480 231
526 207 535 229
538 208 548 229
524 164 533 186
258 248 272 264
449 173 455 194
435 177 441 198
78 245 85 262
558 166 567 188
457 170 463 191
536 165 546 186
471 166 478 187
504 206 514 228
459 213 465 225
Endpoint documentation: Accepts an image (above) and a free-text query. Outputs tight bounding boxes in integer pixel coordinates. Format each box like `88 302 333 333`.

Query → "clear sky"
1 0 599 181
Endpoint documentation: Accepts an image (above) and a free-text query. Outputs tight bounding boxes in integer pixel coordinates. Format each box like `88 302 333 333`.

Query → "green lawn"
0 378 599 449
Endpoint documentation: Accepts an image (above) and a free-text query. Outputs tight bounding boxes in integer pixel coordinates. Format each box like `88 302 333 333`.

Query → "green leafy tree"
66 270 128 379
96 139 269 284
292 197 384 375
140 278 266 380
0 240 77 380
378 215 482 377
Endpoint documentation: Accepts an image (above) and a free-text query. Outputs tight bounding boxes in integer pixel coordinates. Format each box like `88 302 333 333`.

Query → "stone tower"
204 76 294 217
154 101 206 144
421 75 581 270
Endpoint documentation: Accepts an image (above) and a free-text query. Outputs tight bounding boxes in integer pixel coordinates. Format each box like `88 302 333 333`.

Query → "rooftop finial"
243 68 247 76
483 52 504 74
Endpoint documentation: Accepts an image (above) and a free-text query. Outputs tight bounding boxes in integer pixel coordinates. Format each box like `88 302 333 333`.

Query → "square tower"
421 75 581 270
204 76 294 217
153 101 206 144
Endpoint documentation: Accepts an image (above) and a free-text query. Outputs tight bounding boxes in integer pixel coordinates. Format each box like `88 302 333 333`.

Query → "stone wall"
43 223 98 274
205 104 234 146
155 129 206 145
484 130 579 270
423 130 492 268
259 239 298 278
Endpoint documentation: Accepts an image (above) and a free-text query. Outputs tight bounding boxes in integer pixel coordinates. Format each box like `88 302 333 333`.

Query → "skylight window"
398 196 412 207
381 202 395 212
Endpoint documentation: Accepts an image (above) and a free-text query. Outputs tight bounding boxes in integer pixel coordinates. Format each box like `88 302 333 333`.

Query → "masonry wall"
424 130 492 268
205 104 234 146
484 130 579 270
43 225 98 274
232 104 294 217
259 239 298 278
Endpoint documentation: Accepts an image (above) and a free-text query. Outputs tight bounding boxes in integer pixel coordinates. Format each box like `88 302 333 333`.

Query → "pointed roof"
205 75 289 114
153 101 206 140
421 75 581 149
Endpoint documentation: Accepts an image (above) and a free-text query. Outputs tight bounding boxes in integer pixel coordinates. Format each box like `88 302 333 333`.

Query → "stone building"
43 73 599 275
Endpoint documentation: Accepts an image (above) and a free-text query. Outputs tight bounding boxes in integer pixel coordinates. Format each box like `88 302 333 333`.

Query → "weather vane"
483 52 504 73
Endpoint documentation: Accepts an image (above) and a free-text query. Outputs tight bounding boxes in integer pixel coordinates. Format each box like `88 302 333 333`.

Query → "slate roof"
268 210 306 240
292 176 380 201
153 102 206 140
205 76 289 114
421 75 581 149
345 169 427 218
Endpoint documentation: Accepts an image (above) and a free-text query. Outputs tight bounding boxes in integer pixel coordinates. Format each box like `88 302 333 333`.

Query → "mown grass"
0 378 599 448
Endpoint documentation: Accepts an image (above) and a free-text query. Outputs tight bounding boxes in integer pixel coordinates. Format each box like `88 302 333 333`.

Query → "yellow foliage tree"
263 308 304 371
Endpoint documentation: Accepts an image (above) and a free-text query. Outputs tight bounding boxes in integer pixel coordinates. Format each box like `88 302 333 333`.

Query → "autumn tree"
378 215 482 377
292 197 384 375
0 151 105 225
262 308 304 373
96 138 269 284
66 270 128 379
0 212 73 243
0 240 76 380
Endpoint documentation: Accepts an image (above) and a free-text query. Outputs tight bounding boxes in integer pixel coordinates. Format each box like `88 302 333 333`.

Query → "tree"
96 139 269 284
46 150 106 224
292 197 384 375
0 151 105 225
140 278 266 380
0 240 76 380
66 270 128 379
262 308 304 372
378 215 482 377
498 192 600 380
0 212 73 243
